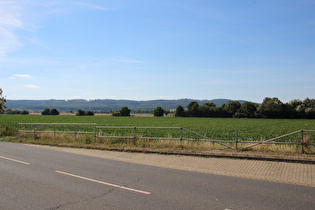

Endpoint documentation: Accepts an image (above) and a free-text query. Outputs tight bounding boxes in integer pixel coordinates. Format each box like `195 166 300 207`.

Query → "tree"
21 110 30 115
120 107 131 116
50 108 60 115
305 108 315 119
41 108 60 115
76 109 85 116
203 102 216 107
224 100 241 117
286 99 303 119
0 88 6 116
235 102 259 118
86 111 94 116
187 101 199 117
153 106 164 117
199 104 210 117
302 98 315 109
175 105 185 117
258 97 284 118
41 108 51 115
288 99 302 109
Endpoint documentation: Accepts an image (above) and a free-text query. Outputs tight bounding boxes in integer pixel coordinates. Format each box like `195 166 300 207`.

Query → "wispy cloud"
14 74 30 78
10 74 30 79
0 0 23 57
24 84 38 88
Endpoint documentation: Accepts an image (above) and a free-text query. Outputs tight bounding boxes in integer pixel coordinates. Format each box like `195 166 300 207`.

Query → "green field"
1 114 314 143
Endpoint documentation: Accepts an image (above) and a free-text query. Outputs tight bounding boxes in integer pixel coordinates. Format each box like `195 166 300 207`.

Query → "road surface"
1 142 314 209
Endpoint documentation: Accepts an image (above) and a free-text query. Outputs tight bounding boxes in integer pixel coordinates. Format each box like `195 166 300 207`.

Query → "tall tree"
224 100 241 117
236 102 259 118
120 107 131 116
175 105 185 117
0 88 6 116
187 101 199 117
258 97 284 118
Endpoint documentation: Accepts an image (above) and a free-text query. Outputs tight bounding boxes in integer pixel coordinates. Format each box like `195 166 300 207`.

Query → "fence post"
235 130 238 150
33 124 36 140
97 127 100 142
17 124 19 138
301 130 304 154
180 127 183 148
94 125 97 142
133 127 137 145
54 124 56 140
74 124 77 141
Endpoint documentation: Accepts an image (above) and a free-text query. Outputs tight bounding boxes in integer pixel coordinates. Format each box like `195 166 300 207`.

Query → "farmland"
1 114 314 142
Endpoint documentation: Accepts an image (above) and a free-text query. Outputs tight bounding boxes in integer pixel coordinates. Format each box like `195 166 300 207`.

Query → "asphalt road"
1 142 314 210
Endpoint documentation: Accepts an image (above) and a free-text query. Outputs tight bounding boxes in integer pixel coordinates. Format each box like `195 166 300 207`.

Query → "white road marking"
0 155 30 165
55 170 151 195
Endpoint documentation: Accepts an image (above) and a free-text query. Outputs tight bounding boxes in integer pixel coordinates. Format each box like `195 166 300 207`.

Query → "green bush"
153 106 164 117
76 109 86 116
41 108 60 115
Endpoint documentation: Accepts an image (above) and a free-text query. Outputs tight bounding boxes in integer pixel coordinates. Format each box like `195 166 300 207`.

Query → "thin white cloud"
24 84 38 88
0 0 23 57
14 74 30 78
9 74 30 79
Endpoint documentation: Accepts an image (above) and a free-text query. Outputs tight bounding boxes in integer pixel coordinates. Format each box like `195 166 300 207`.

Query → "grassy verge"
1 131 314 162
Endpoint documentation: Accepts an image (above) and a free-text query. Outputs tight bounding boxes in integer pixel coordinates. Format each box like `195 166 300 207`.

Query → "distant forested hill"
5 99 247 112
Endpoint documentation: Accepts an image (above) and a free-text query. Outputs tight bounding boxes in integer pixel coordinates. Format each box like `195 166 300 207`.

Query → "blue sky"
0 0 314 103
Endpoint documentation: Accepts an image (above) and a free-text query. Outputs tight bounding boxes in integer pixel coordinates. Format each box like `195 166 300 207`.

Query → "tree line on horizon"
32 97 314 119
1 89 314 119
174 97 315 119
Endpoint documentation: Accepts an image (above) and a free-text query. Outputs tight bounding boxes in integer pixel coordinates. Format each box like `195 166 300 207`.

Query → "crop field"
1 114 314 142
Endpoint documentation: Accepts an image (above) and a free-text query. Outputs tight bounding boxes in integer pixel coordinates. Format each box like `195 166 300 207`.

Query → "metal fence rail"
17 123 98 141
97 126 232 149
17 123 314 153
97 126 182 146
243 130 315 153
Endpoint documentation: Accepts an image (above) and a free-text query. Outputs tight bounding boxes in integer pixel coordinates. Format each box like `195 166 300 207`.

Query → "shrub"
41 108 51 115
86 111 95 116
50 108 60 115
41 108 60 115
112 107 131 116
21 110 30 115
153 106 164 117
76 109 86 116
